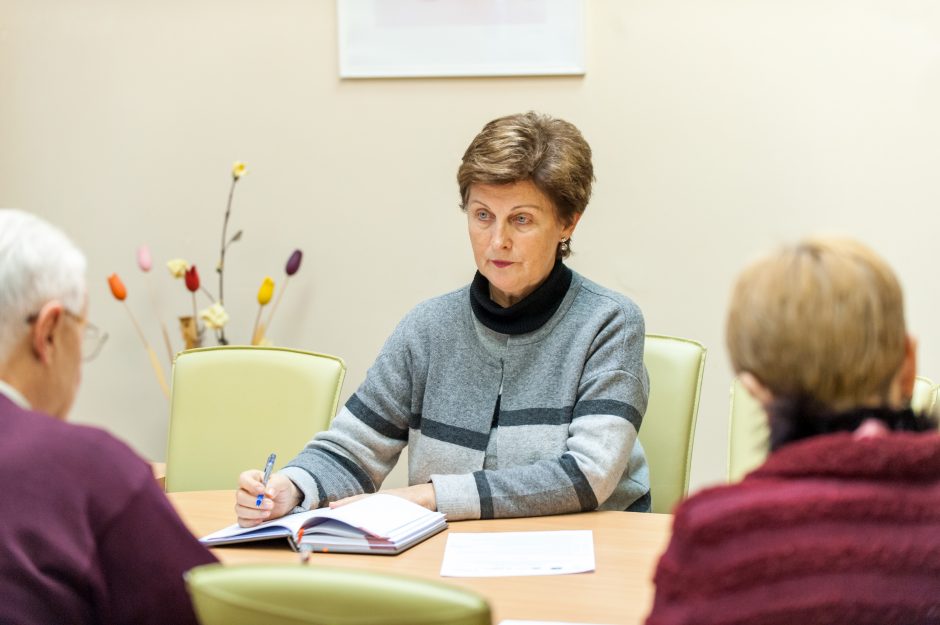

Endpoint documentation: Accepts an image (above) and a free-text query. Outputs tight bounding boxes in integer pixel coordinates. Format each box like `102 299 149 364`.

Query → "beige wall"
3 0 939 494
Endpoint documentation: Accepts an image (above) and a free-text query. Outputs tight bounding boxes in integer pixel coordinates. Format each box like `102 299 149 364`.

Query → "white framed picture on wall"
337 0 585 78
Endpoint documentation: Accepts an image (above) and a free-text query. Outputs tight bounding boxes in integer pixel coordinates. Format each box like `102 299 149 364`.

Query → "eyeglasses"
25 309 109 362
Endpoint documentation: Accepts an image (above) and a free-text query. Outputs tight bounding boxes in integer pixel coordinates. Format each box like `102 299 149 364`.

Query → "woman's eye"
514 214 531 225
475 210 490 221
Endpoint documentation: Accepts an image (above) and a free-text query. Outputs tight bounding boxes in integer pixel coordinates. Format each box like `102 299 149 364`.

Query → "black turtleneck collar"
469 260 572 335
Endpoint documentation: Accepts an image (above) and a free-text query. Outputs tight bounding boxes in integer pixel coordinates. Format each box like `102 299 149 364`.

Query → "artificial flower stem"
121 301 170 399
199 286 217 303
216 177 238 345
251 307 264 346
146 346 171 399
191 293 199 337
264 277 290 334
159 323 173 365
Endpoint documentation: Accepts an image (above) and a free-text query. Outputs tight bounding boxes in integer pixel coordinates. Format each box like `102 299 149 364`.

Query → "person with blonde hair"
646 237 940 625
235 112 651 525
0 209 216 625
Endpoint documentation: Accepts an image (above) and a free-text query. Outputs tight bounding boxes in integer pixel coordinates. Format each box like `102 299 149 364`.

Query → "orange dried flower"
107 273 127 301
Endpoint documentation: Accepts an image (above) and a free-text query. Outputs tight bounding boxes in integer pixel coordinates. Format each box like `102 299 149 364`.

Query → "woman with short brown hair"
235 112 651 524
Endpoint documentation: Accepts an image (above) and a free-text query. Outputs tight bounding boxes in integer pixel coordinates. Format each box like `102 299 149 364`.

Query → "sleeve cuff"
430 473 481 521
278 467 321 513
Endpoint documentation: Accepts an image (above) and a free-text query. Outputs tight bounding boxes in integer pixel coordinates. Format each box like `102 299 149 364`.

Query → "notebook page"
324 493 442 538
200 507 328 542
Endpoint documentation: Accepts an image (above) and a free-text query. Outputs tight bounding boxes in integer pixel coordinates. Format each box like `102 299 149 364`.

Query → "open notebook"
200 494 447 555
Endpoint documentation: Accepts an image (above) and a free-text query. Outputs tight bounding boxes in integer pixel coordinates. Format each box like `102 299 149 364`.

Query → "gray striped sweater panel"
281 271 650 521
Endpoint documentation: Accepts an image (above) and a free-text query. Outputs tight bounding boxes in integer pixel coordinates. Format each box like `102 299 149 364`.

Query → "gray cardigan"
281 270 650 521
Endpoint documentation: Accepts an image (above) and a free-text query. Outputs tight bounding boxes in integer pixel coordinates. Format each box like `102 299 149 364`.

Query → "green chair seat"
186 564 491 625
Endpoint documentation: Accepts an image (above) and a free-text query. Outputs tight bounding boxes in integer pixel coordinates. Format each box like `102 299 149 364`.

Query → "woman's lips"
491 260 513 268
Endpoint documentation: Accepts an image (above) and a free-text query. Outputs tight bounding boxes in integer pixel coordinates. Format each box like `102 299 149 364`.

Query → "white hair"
0 210 86 362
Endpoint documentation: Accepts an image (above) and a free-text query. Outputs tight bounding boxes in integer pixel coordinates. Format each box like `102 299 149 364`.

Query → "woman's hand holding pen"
234 471 301 527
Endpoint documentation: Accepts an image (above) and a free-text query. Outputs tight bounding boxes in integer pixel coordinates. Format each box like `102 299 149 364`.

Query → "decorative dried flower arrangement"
107 162 303 397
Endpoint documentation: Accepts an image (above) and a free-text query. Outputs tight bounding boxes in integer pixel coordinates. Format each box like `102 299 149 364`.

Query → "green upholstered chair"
165 346 345 492
726 377 770 484
185 564 491 625
913 377 939 417
638 334 707 514
727 374 936 482
929 384 940 420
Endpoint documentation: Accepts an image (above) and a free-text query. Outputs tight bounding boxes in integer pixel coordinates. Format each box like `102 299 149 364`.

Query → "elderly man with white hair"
0 209 215 625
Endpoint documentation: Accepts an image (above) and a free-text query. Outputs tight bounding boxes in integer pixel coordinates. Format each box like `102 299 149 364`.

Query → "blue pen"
256 452 277 507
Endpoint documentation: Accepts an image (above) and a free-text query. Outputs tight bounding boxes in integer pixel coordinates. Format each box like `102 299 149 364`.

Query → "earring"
559 238 569 253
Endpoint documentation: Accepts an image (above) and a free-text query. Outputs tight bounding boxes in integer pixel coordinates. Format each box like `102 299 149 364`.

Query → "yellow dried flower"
257 276 275 306
199 302 230 330
167 259 190 278
232 161 247 180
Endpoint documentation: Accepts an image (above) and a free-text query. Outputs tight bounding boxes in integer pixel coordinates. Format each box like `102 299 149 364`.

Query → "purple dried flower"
285 249 303 276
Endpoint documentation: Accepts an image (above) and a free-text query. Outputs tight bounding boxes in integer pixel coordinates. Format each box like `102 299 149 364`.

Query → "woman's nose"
491 222 511 249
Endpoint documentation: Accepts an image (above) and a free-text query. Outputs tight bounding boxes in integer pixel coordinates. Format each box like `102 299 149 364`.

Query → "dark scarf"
768 399 937 452
469 260 572 335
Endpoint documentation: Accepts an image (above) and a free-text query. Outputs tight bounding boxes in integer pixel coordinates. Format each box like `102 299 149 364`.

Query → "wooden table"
170 490 672 625
151 462 166 490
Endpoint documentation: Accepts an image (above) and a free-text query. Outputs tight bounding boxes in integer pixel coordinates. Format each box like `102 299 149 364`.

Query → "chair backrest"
929 385 940 420
639 334 707 514
166 346 346 492
728 374 936 482
912 377 939 417
186 563 491 625
727 377 770 483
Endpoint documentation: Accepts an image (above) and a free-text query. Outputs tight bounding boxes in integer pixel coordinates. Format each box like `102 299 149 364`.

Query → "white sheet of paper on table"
440 530 595 577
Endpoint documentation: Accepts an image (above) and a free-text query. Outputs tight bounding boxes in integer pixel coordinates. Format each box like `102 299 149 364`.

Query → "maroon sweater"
0 395 217 625
646 431 940 625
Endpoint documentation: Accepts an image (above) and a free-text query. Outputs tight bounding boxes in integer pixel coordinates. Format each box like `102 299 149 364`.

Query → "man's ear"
739 371 775 408
31 301 63 365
